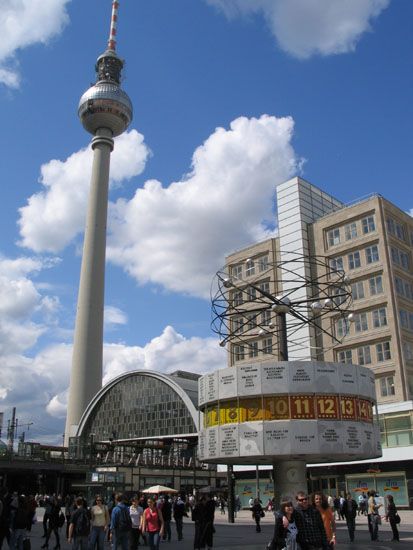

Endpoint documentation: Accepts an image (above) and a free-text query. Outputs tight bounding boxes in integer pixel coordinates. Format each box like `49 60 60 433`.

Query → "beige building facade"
223 177 413 505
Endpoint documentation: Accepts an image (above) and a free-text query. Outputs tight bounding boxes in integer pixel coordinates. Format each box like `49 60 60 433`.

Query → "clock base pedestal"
273 459 307 508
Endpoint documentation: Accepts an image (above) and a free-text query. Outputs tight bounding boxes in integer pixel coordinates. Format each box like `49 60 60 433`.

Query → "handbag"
260 510 266 518
395 513 401 524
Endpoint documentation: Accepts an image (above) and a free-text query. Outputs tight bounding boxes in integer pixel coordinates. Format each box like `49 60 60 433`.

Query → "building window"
351 281 365 300
258 255 269 272
246 313 257 331
233 317 244 334
330 257 344 273
400 310 413 331
362 216 376 234
261 310 271 325
231 264 242 279
357 345 371 365
354 312 368 332
345 222 358 241
332 286 346 305
327 228 340 247
369 275 383 295
259 281 270 294
396 223 406 241
233 291 243 307
387 217 395 235
336 318 349 338
376 341 391 362
395 276 413 301
403 342 413 361
247 286 257 301
400 251 410 271
234 345 245 361
337 350 352 364
366 245 379 264
348 251 361 270
245 260 255 277
262 337 273 354
373 307 388 328
380 376 395 397
249 341 259 358
391 247 411 271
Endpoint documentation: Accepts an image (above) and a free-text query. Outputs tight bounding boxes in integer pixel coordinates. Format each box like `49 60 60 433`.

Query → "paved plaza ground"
23 508 413 550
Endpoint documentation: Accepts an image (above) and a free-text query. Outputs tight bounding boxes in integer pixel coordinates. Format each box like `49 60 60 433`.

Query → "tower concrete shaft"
65 129 113 439
65 1 132 444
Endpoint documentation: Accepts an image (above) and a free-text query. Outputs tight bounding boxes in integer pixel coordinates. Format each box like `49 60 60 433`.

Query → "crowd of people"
0 487 402 549
0 490 217 550
266 490 400 549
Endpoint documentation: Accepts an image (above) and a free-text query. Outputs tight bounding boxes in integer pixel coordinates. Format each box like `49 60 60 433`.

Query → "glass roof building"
76 370 199 442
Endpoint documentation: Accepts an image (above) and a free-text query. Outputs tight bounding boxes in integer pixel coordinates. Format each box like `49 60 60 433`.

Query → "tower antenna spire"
108 1 120 52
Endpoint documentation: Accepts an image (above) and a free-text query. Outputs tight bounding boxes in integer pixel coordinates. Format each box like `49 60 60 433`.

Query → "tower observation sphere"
65 1 133 444
78 49 133 137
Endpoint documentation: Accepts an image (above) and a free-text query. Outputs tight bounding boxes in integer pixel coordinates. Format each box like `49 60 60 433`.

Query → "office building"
224 176 413 505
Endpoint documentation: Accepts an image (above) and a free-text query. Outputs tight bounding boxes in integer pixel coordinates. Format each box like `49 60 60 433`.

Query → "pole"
278 312 288 361
227 465 235 523
256 465 260 500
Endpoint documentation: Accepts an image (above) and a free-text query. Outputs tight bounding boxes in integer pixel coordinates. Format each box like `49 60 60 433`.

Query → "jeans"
10 529 26 550
389 518 399 541
367 514 379 541
111 530 129 550
89 526 105 549
162 520 171 541
72 535 89 550
175 517 183 540
147 531 160 550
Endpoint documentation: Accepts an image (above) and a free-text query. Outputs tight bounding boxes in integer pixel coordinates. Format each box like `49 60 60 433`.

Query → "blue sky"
0 0 411 443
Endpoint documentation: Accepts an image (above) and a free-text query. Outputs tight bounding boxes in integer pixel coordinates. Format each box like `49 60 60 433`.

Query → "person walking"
160 496 172 543
110 494 132 550
385 495 400 542
0 488 11 549
342 493 357 542
68 497 90 550
270 500 299 550
312 492 336 548
251 498 264 533
89 495 109 550
192 495 215 550
142 498 164 550
367 491 381 542
10 495 31 550
41 495 61 549
173 495 186 541
294 491 329 550
129 495 144 550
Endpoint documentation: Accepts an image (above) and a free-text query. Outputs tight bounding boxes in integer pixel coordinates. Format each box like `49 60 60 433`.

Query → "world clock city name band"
201 394 375 427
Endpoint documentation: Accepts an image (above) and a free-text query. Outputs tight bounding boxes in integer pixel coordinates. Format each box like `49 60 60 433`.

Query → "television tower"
65 1 133 442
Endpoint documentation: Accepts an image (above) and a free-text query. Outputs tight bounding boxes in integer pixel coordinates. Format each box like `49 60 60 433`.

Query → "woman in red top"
142 498 164 550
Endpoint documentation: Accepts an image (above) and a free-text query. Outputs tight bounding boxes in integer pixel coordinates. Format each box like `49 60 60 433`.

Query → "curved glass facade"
81 374 197 441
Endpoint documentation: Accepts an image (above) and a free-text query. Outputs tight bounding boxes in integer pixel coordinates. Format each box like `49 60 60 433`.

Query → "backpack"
58 512 65 528
116 506 132 532
74 509 90 536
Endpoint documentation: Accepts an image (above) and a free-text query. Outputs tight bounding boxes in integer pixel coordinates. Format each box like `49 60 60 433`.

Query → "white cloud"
107 114 299 297
18 130 150 253
41 327 225 420
207 0 390 58
104 306 128 327
0 0 71 88
102 326 226 385
0 255 60 355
